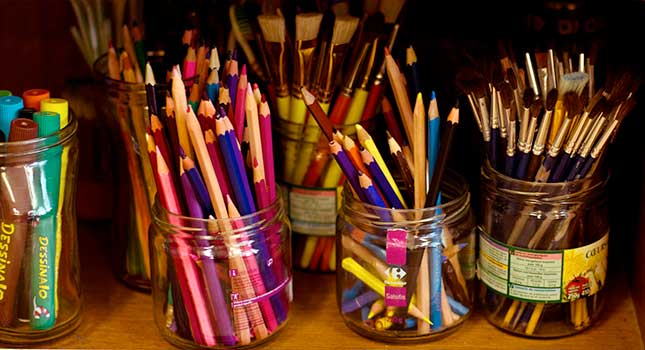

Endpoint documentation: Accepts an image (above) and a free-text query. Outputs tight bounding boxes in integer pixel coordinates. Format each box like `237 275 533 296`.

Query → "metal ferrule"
506 120 516 157
478 96 491 142
532 110 553 155
590 119 619 158
547 118 572 157
579 116 606 157
563 114 587 154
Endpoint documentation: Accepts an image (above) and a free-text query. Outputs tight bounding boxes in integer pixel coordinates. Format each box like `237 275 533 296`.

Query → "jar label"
280 184 340 236
478 232 608 303
384 229 408 307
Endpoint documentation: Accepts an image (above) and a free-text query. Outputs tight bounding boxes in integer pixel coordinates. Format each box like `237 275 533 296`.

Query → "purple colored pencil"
329 140 366 203
341 290 380 314
179 163 236 346
204 129 234 202
360 147 404 209
226 51 239 110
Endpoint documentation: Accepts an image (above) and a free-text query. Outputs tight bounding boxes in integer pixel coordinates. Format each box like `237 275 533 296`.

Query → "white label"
478 232 608 303
283 184 338 236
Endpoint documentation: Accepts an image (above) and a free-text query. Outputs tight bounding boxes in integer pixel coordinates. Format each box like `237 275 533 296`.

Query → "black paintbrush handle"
526 153 542 181
548 152 572 182
504 153 515 177
566 154 584 181
578 155 596 179
490 129 499 169
515 151 531 180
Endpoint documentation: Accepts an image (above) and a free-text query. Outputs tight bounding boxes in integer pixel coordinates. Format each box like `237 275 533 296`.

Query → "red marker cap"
8 117 39 141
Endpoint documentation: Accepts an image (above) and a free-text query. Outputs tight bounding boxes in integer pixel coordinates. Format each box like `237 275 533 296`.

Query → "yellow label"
562 233 608 302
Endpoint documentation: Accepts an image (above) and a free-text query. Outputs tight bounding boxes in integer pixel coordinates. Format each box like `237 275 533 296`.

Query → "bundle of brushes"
144 45 292 346
459 46 639 336
249 0 407 272
298 35 476 334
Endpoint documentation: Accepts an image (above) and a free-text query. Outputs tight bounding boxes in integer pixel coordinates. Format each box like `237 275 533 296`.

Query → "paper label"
478 232 608 303
281 184 339 236
384 229 409 307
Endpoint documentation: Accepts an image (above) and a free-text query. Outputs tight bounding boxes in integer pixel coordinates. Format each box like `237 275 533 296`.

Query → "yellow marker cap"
40 98 69 128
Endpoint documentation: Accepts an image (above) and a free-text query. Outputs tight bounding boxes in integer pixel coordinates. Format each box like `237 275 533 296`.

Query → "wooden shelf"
44 221 643 349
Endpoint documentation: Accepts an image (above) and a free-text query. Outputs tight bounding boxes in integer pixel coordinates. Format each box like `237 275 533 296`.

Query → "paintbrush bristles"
559 72 589 96
295 13 323 41
257 15 286 43
331 16 360 45
380 0 406 24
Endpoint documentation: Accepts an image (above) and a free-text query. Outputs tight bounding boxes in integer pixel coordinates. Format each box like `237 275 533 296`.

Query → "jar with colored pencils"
149 193 292 349
336 170 476 342
274 118 371 272
478 161 608 337
93 51 195 290
0 97 81 344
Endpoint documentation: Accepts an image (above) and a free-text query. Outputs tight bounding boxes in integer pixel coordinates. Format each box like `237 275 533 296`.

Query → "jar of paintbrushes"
478 161 608 337
0 93 81 343
336 169 476 341
459 47 639 337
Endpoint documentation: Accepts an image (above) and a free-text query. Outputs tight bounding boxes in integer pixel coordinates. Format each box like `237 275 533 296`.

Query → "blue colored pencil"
214 108 286 321
180 147 214 216
427 91 440 180
358 172 386 208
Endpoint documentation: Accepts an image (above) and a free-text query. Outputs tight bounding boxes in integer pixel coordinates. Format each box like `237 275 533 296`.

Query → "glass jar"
274 117 369 272
336 170 476 342
149 193 292 349
93 53 195 290
0 114 81 344
478 161 608 337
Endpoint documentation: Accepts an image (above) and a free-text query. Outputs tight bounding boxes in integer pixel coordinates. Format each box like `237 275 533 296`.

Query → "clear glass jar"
149 193 292 349
0 115 81 344
93 53 194 290
478 161 608 337
336 170 476 342
274 117 369 272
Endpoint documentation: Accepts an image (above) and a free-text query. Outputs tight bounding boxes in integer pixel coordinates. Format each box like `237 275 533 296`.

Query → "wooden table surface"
40 221 644 349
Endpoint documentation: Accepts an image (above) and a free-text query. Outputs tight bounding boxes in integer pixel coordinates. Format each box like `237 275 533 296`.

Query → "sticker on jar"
280 184 341 236
477 232 608 303
384 229 408 307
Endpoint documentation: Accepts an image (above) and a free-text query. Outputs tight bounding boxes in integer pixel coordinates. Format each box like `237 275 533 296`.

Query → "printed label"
281 184 339 236
384 229 409 307
478 232 609 303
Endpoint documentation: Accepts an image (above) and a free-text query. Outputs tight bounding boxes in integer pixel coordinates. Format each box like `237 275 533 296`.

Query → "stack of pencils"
99 21 221 285
144 46 290 347
0 89 78 332
248 1 407 272
460 47 639 335
300 41 473 334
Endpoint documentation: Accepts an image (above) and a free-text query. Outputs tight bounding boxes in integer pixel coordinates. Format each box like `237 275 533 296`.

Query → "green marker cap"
0 90 11 97
33 111 61 137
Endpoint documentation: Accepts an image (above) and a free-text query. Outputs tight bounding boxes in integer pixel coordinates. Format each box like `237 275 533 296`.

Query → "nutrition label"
478 232 608 303
282 185 339 236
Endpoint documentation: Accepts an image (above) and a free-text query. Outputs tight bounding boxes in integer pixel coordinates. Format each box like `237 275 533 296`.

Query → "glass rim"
151 189 285 236
341 168 471 223
480 160 607 202
0 113 78 157
92 52 198 88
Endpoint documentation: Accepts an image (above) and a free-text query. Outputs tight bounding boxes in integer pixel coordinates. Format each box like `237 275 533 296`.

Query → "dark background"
1 0 643 322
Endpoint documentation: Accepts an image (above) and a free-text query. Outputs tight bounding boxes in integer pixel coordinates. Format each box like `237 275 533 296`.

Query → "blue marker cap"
0 95 24 138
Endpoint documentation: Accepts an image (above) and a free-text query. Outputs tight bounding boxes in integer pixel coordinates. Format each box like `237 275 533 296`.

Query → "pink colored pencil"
155 148 216 346
233 65 248 142
258 94 276 202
